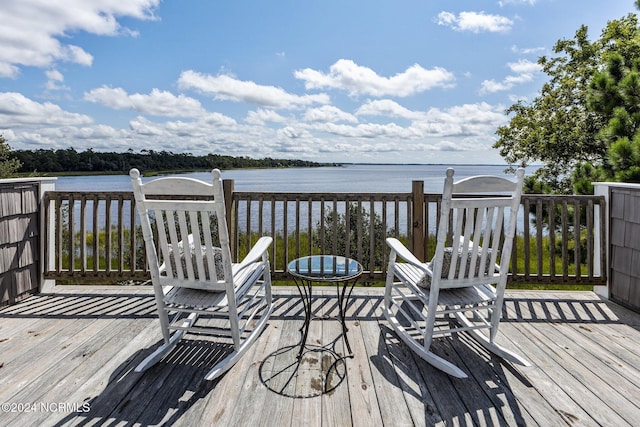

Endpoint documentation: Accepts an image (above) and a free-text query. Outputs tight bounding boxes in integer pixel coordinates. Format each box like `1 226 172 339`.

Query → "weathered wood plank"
0 318 110 398
290 292 324 425
0 288 639 427
503 295 633 426
249 292 300 426
359 306 416 426
498 322 599 426
221 298 290 427
1 316 152 426
436 333 515 426
341 293 385 427
320 288 354 427
449 331 544 426
47 320 160 426
543 323 640 424
369 303 443 427
0 317 94 374
409 338 476 426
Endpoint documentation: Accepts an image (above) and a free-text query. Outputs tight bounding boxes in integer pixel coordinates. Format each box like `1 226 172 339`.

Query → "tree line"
8 147 326 175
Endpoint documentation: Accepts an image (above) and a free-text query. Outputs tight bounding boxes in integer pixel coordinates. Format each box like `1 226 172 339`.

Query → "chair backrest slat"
433 168 524 290
130 169 232 293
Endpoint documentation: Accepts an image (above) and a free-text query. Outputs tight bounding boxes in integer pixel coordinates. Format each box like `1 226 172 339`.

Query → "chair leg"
383 306 468 378
204 301 273 381
135 312 197 373
453 312 531 367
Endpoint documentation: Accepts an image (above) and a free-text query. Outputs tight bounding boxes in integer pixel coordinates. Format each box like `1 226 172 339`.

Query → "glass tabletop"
287 255 363 282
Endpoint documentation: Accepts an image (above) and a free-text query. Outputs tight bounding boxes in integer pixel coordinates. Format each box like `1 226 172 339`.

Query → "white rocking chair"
130 168 273 381
384 167 530 378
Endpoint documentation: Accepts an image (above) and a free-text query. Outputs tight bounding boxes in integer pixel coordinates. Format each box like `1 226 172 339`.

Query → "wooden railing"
42 182 607 286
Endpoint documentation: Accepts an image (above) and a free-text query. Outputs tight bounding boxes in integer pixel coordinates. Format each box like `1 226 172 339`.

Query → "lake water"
54 164 534 234
55 164 531 193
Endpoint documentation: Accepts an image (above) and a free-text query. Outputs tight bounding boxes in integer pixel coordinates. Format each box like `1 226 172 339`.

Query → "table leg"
294 276 358 359
336 278 357 356
293 277 313 358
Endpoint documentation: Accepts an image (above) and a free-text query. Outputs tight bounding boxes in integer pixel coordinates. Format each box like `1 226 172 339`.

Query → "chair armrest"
236 236 273 272
386 238 429 273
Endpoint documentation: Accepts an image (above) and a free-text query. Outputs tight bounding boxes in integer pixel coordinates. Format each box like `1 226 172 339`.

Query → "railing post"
223 179 236 260
412 180 425 262
593 183 610 299
40 179 57 292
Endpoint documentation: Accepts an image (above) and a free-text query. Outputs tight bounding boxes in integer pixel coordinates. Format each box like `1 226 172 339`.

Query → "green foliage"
494 14 640 194
587 46 640 183
571 162 604 195
313 203 389 272
0 134 22 179
511 233 590 280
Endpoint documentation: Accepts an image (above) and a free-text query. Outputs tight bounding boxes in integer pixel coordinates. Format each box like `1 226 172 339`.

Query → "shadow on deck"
0 287 638 426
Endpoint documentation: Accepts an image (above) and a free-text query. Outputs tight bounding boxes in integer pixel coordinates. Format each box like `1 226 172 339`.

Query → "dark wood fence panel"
609 186 640 312
512 194 607 285
230 190 419 281
0 181 40 305
42 184 607 286
43 191 146 283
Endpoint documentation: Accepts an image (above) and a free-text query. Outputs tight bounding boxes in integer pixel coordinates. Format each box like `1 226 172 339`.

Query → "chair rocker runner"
130 168 273 381
384 167 530 378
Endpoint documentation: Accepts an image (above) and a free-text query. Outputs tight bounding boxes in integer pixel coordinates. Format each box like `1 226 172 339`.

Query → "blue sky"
0 1 635 164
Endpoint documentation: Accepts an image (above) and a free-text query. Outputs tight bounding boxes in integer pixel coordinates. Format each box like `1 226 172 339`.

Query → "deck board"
0 286 639 426
344 294 385 427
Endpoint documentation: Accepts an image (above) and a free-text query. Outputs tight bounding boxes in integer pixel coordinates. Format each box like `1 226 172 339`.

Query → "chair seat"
437 284 496 306
164 261 266 309
393 263 496 306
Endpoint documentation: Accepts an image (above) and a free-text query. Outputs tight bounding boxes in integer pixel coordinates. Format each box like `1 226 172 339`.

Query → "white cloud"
294 59 455 97
278 126 311 139
11 124 134 151
0 0 159 75
436 11 513 33
202 112 237 127
3 98 509 160
0 92 92 127
245 109 288 125
178 70 330 109
480 80 512 93
84 86 208 118
45 69 67 90
355 99 422 120
45 69 63 82
303 105 358 123
311 122 416 139
511 45 545 55
129 116 168 136
437 141 466 152
499 0 537 6
0 62 20 79
508 58 541 74
479 59 541 94
412 102 507 137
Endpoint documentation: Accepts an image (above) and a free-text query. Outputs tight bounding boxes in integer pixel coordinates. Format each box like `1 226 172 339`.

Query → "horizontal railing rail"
42 182 607 286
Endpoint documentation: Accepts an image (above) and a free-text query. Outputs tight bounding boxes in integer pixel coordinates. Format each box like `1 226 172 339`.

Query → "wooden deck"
0 286 639 426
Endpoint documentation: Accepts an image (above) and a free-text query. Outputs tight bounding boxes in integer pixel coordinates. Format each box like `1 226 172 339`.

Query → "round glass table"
287 255 363 358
